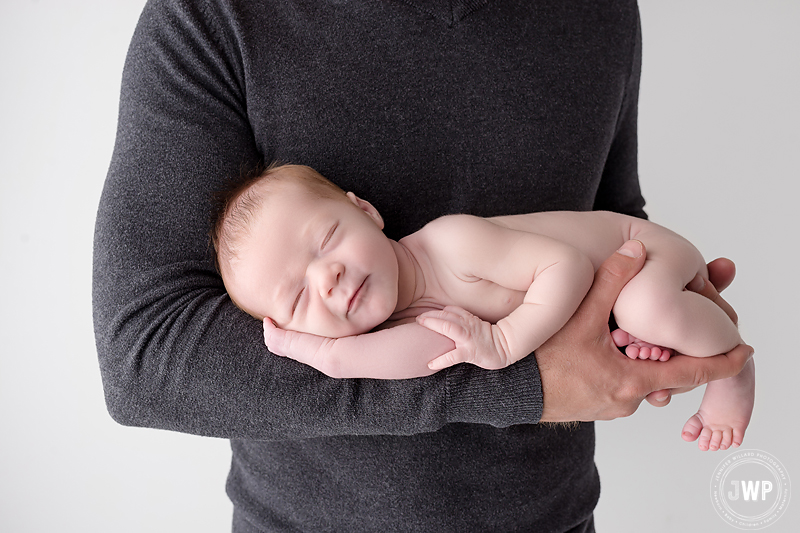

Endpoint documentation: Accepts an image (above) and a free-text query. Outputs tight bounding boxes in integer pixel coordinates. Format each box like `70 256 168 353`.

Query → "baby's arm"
263 318 455 379
416 215 595 370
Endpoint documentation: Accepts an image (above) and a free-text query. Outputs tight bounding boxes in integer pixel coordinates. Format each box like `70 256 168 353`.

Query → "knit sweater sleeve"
92 0 542 440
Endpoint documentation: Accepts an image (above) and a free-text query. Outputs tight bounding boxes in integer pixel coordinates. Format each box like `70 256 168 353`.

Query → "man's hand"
688 257 738 325
536 240 753 423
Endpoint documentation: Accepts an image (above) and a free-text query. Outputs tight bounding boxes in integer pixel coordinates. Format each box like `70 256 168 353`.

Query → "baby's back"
488 211 654 270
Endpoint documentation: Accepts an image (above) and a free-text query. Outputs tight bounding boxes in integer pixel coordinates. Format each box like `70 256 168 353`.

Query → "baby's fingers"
416 306 470 323
428 349 470 371
416 313 469 344
263 318 327 364
263 318 289 355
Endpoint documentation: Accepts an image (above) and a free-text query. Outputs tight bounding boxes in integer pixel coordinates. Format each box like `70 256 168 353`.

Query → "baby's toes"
719 431 733 451
625 345 640 360
708 429 724 451
611 329 634 347
648 346 663 361
732 428 745 448
638 346 651 359
682 414 703 442
697 427 713 451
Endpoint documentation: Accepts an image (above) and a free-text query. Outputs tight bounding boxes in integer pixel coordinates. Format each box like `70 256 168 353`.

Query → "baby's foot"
681 358 755 451
611 329 672 361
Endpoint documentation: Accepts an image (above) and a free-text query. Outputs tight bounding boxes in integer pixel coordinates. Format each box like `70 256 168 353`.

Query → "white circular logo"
710 449 791 529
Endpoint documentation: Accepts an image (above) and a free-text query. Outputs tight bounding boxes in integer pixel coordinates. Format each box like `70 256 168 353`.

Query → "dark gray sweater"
94 0 645 530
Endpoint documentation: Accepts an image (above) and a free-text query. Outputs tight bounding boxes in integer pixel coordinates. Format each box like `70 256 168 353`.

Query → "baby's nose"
319 262 344 296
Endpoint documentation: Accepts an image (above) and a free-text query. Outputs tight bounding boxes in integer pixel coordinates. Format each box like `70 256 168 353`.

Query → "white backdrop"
1 1 797 532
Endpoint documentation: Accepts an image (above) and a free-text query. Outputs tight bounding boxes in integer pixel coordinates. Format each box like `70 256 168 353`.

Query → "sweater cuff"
445 355 543 427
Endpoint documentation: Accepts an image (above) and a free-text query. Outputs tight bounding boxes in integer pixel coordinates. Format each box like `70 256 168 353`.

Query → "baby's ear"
346 192 384 230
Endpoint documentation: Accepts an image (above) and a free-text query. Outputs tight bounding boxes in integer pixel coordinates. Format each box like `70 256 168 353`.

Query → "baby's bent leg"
682 358 755 451
613 229 752 449
612 231 741 357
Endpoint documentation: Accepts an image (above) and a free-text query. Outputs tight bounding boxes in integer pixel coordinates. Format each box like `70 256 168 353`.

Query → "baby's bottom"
611 229 753 450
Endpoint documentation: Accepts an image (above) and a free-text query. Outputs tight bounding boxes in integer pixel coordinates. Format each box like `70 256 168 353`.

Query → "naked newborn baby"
211 164 754 452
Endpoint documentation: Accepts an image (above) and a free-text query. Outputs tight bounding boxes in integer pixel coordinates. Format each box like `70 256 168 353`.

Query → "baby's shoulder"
411 214 514 259
417 213 494 242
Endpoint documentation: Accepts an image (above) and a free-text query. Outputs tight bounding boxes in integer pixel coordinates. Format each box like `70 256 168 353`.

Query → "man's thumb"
582 240 646 317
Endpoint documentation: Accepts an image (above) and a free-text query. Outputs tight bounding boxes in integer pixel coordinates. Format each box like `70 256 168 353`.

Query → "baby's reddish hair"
209 162 346 275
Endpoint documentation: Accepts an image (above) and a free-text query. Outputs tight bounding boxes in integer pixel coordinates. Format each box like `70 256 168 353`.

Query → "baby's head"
211 163 400 337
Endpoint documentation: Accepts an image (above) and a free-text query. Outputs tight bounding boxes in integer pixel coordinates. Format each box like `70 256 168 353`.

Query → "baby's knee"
613 280 688 342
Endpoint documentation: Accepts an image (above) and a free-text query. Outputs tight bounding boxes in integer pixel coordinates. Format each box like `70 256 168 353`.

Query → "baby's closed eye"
291 288 305 315
321 223 338 250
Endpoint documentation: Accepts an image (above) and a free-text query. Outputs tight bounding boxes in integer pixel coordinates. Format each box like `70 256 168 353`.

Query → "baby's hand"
263 319 338 375
416 306 512 370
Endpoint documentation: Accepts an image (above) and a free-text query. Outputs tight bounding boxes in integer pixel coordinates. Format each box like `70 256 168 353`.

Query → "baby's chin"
331 310 395 337
341 319 389 337
297 298 398 338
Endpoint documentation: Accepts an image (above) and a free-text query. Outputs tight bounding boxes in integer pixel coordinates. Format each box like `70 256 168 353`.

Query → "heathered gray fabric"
93 0 645 530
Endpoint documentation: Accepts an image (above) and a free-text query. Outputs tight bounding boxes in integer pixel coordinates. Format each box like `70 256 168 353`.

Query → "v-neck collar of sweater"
399 0 493 25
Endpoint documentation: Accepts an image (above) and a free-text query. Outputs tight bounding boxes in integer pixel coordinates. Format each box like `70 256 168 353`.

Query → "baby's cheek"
359 306 390 335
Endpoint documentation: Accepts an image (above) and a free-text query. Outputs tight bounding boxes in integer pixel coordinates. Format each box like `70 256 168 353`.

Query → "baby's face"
224 179 400 338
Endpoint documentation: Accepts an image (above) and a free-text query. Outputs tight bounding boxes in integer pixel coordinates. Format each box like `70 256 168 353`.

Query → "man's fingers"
707 257 736 293
686 273 738 324
645 389 672 407
646 344 754 392
579 240 646 320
